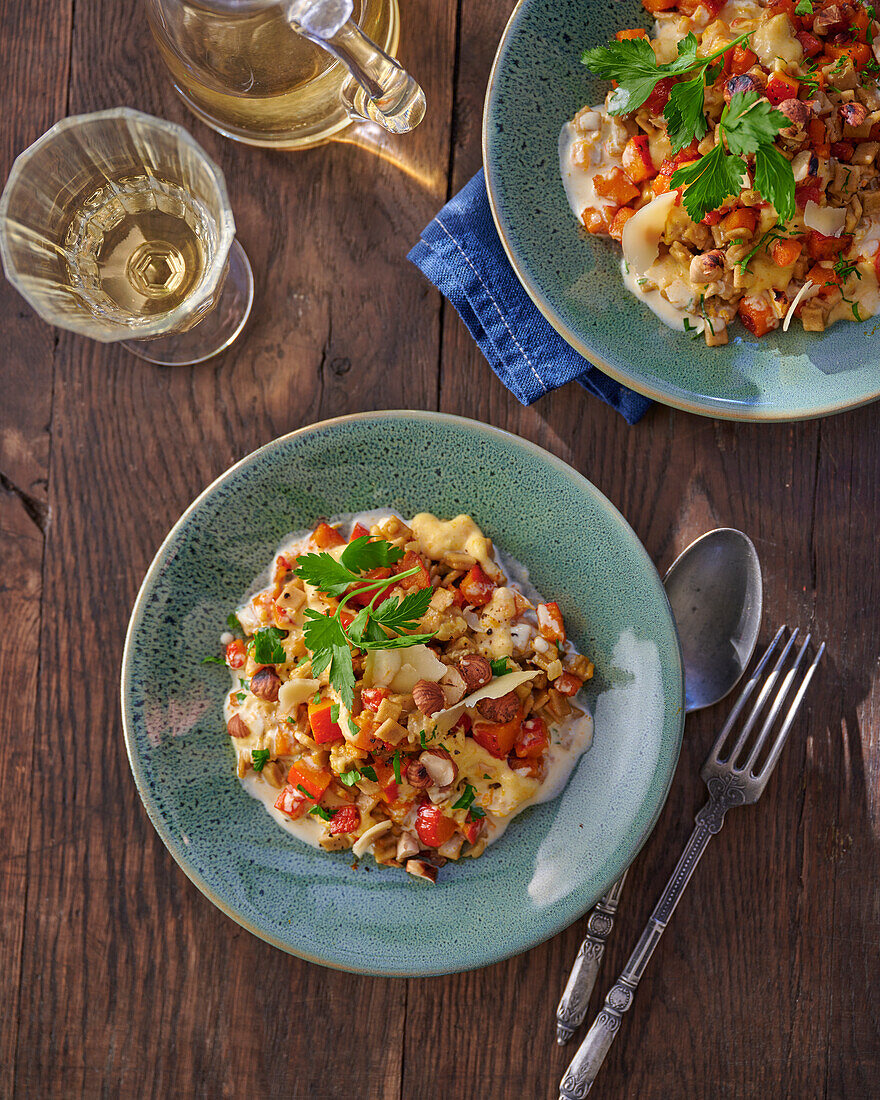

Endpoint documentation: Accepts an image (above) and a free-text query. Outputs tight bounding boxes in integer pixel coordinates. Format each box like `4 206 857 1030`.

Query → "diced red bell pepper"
307 699 344 744
554 671 584 697
701 209 724 226
346 713 387 753
795 182 822 210
395 550 432 591
453 713 472 735
225 638 247 669
593 167 641 206
807 230 853 261
372 762 399 803
508 754 544 779
274 785 308 820
514 716 549 759
415 803 457 847
287 762 332 801
459 564 496 607
678 0 723 13
349 522 370 541
329 805 361 835
312 522 346 549
361 686 390 712
644 76 675 114
738 297 777 338
729 45 758 74
471 709 524 759
621 136 656 185
537 601 566 643
449 584 466 608
348 566 393 606
797 30 822 57
766 71 800 105
461 815 485 846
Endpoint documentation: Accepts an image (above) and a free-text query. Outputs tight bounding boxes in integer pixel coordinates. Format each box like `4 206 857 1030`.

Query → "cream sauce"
559 118 622 223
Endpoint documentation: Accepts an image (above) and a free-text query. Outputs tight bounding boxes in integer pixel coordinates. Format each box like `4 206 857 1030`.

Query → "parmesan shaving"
429 670 540 735
804 201 846 238
782 281 816 332
352 819 393 857
621 191 678 276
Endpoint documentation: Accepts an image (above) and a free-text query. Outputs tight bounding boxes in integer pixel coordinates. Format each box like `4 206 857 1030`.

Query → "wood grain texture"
2 0 879 1096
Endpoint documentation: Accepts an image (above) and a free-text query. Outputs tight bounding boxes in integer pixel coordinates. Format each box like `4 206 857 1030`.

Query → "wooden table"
2 1 878 1096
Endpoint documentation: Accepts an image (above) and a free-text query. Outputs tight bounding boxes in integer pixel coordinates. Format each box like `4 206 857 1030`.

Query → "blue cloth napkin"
408 170 652 425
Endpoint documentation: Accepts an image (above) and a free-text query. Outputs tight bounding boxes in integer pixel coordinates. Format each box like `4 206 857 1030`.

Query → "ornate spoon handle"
559 795 730 1099
556 871 629 1044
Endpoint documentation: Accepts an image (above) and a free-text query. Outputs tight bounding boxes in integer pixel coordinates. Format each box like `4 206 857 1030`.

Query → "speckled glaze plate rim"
121 410 684 974
482 0 880 422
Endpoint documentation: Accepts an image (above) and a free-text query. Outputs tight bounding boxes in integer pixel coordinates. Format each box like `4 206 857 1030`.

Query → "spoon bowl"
664 529 763 714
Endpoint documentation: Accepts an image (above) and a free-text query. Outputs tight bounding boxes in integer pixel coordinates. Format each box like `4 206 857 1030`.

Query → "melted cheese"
622 191 678 276
410 513 497 575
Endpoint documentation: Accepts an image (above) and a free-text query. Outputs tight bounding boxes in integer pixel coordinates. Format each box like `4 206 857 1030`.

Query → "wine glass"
0 107 253 365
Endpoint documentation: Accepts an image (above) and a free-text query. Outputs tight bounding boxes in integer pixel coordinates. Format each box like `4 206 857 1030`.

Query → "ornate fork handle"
556 872 628 1044
559 782 745 1100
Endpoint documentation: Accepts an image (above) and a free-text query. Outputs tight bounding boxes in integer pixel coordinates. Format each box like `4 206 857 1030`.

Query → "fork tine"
741 633 811 774
755 641 826 781
707 625 786 763
724 628 799 766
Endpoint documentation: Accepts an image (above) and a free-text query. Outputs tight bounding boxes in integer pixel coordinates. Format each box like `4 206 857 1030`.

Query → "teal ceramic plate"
483 0 880 421
121 412 683 975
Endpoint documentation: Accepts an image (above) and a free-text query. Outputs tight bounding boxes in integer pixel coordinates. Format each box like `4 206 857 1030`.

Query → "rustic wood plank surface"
1 0 878 1097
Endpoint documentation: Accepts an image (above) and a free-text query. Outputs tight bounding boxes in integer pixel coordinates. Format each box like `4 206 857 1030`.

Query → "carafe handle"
286 1 425 134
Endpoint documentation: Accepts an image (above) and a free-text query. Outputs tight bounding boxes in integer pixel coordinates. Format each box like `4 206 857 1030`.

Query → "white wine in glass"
0 108 253 365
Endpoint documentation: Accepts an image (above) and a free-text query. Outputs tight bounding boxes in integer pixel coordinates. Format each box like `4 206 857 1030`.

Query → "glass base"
122 238 253 365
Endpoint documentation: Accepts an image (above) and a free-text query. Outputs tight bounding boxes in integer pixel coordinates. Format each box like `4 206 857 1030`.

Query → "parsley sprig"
294 536 436 709
670 92 794 223
583 30 750 150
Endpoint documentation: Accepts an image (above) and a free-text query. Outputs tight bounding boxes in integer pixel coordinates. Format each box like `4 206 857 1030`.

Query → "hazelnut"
457 653 493 692
476 691 520 723
688 250 725 285
813 4 846 35
723 74 759 103
405 759 432 788
777 98 810 133
405 858 438 884
227 714 251 739
412 678 446 716
419 749 458 788
840 102 868 129
396 831 420 861
250 666 281 701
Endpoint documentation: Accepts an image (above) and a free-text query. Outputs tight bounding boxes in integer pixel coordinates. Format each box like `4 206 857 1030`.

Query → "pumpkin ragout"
561 0 880 343
214 512 595 884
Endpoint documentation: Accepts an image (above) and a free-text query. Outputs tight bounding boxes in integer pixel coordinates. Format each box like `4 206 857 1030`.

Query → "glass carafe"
145 0 425 149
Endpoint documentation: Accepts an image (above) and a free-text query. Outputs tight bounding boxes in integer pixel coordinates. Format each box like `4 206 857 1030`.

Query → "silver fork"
558 626 825 1099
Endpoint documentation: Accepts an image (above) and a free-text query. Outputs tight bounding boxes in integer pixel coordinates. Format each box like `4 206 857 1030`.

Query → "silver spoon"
555 528 762 1044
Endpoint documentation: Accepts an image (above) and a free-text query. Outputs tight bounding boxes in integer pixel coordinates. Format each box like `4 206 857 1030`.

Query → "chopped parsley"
308 805 332 821
794 0 812 13
490 657 513 676
296 784 315 800
201 655 226 665
330 703 340 723
833 253 861 283
250 626 287 665
251 749 270 772
339 769 362 787
469 806 486 819
360 765 378 782
452 783 477 811
392 750 402 784
226 612 244 635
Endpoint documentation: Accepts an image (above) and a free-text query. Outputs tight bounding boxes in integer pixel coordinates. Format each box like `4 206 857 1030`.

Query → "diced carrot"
287 762 332 801
852 7 871 39
616 28 648 40
738 296 777 337
622 135 656 184
771 238 804 267
807 230 853 261
766 71 799 105
721 208 757 234
609 207 637 241
652 175 672 198
593 167 641 206
580 206 615 234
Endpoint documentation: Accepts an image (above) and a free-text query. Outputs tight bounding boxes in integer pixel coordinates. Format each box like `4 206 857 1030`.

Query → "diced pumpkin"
771 238 804 267
721 208 757 234
394 549 431 590
287 762 332 801
622 135 656 184
824 41 871 67
609 206 637 241
729 45 758 74
795 182 822 209
308 699 344 744
766 72 799 105
593 167 641 206
554 671 584 697
459 563 497 607
806 263 842 299
311 522 346 549
807 230 853 261
471 709 524 759
616 28 648 40
644 76 675 113
581 206 615 234
514 716 549 759
738 296 777 337
641 0 678 11
349 522 370 541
